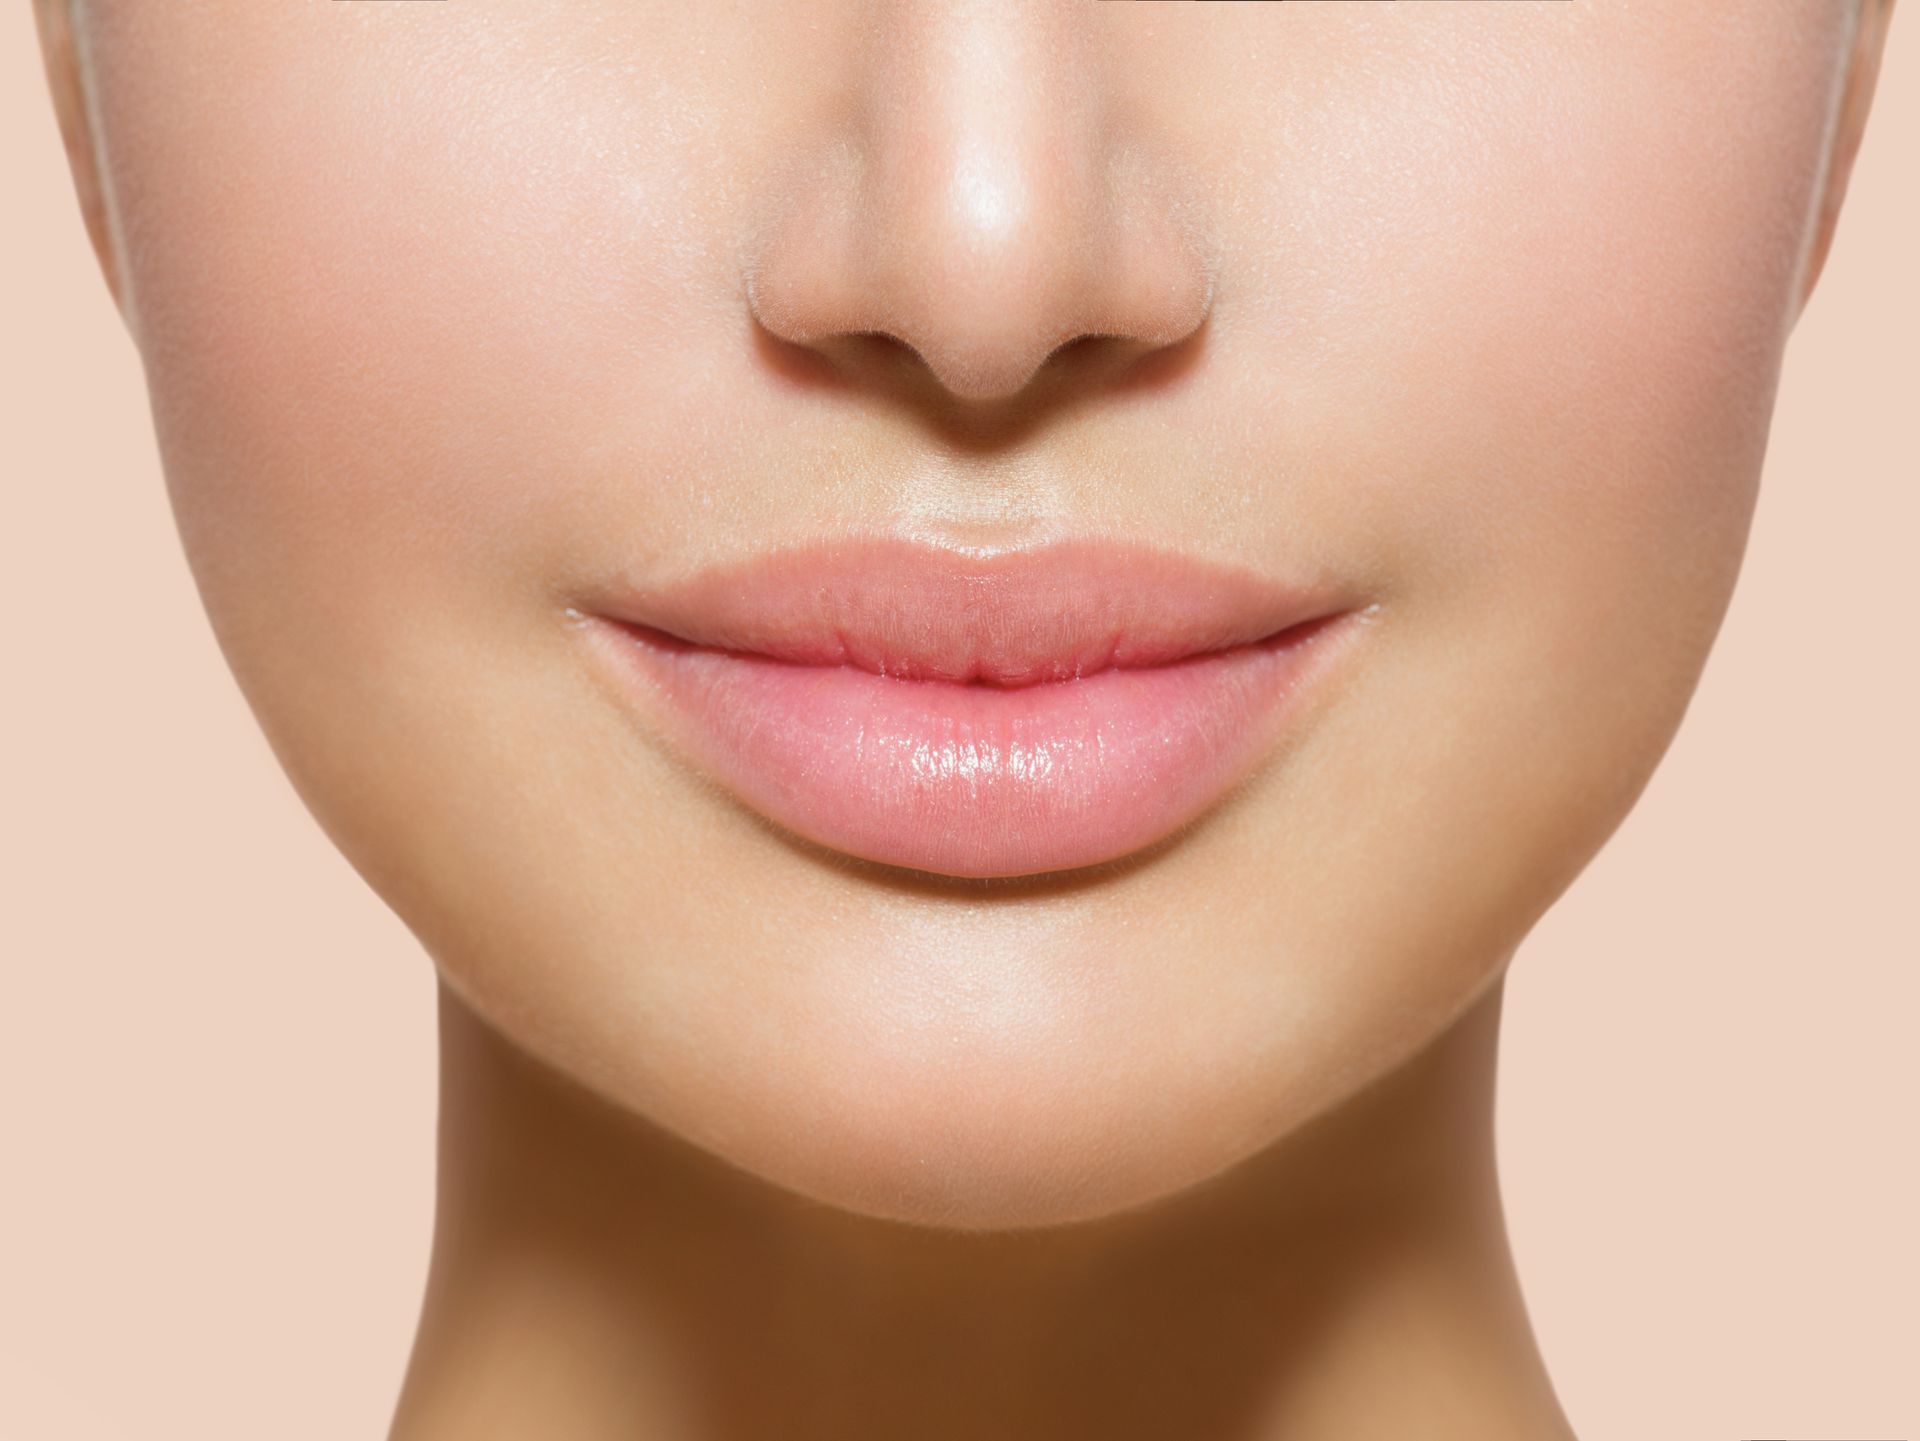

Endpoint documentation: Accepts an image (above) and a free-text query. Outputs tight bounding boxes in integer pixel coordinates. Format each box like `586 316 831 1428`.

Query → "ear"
1797 0 1899 319
33 0 127 318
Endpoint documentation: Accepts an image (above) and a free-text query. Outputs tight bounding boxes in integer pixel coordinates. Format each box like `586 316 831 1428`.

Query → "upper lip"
584 535 1347 688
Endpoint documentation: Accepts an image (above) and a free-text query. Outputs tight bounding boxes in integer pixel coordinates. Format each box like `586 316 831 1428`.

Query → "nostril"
1049 332 1131 369
838 329 928 381
850 328 912 356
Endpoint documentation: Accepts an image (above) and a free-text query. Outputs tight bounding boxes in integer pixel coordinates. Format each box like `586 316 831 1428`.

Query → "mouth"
577 535 1364 879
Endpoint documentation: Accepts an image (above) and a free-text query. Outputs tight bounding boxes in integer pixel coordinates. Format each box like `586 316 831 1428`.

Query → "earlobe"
33 0 127 320
1796 0 1898 320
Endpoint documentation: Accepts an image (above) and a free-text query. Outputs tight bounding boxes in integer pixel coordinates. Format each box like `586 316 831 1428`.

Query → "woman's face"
62 0 1872 1228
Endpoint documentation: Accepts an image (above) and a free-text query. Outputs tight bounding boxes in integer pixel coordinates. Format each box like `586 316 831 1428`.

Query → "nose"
743 3 1215 406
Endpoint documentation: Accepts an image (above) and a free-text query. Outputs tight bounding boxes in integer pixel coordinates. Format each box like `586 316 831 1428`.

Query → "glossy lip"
577 536 1364 879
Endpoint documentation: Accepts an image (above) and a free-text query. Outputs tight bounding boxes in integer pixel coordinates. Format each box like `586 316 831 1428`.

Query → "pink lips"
582 537 1359 878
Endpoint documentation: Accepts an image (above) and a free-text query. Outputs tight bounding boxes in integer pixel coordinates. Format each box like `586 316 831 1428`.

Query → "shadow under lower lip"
597 612 1355 880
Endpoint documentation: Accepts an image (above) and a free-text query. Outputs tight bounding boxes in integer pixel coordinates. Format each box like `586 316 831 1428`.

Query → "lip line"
579 534 1350 688
604 611 1347 692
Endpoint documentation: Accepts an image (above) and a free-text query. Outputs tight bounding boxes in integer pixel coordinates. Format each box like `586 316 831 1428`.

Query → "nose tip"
743 10 1215 407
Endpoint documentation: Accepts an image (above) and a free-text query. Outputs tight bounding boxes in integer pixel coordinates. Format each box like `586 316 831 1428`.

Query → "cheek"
98 9 747 652
1243 6 1842 722
1413 13 1837 731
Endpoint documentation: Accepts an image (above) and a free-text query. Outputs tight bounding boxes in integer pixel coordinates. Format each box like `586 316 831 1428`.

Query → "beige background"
2 10 1913 1439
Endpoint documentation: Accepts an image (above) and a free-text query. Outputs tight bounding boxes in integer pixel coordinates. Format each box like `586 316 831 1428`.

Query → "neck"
389 974 1573 1441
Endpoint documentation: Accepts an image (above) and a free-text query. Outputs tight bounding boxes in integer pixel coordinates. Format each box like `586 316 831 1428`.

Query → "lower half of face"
83 0 1850 1227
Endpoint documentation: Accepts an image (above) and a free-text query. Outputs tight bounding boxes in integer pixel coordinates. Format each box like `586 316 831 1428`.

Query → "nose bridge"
745 2 1212 406
876 4 1096 362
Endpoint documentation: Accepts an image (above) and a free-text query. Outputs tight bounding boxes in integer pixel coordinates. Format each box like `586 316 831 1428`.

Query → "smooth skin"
36 2 1895 1438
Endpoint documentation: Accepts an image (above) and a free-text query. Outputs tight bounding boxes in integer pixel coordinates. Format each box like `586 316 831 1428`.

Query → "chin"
693 1075 1258 1235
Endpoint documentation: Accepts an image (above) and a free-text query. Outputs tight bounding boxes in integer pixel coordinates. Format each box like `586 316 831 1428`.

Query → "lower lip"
592 614 1358 879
